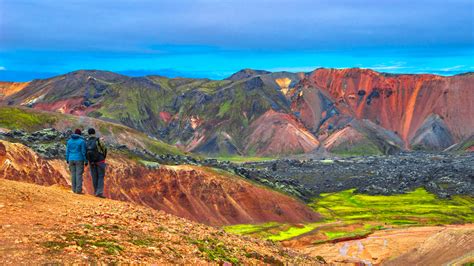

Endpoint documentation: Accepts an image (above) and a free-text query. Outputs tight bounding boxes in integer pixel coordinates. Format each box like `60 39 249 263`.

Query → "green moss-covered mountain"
0 106 183 156
1 68 473 156
1 70 311 156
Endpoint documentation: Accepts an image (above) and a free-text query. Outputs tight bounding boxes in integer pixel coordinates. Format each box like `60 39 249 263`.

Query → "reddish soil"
322 125 367 151
0 141 68 186
0 140 319 226
33 97 98 115
159 111 172 123
245 110 320 155
295 68 474 147
0 178 318 264
0 82 29 100
299 225 474 265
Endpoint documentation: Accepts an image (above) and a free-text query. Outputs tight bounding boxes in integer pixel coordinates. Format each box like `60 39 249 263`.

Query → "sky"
0 0 473 81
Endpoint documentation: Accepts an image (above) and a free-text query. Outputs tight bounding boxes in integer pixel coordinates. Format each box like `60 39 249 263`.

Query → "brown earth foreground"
299 224 474 265
0 179 320 264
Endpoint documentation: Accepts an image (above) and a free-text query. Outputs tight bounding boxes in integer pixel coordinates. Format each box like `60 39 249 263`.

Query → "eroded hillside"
0 179 320 264
0 139 318 226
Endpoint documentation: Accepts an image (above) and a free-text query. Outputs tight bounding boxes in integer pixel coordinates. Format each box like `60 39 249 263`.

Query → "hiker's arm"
65 142 69 162
81 141 87 161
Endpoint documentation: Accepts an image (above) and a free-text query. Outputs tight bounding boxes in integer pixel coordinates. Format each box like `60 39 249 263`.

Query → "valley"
0 68 473 264
3 0 473 264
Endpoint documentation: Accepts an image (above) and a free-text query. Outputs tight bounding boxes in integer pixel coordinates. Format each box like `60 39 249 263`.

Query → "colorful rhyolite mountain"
1 68 473 155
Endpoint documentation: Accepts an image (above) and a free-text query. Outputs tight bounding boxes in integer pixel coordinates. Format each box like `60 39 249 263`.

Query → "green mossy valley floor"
224 188 474 243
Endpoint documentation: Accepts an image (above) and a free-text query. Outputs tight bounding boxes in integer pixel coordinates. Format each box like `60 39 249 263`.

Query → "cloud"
367 65 406 71
1 0 473 51
0 66 6 71
370 65 405 71
440 65 465 71
364 62 408 71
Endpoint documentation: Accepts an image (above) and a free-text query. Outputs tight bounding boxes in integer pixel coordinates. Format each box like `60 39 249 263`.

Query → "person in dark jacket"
86 128 107 198
66 128 87 194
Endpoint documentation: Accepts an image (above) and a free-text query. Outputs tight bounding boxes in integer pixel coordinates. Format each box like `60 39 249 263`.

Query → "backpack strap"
97 138 108 158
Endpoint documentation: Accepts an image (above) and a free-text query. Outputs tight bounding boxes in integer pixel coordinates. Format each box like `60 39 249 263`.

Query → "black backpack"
86 138 105 162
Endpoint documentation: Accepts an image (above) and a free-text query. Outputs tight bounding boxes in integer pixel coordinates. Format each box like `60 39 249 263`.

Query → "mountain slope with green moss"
2 68 474 156
0 106 183 156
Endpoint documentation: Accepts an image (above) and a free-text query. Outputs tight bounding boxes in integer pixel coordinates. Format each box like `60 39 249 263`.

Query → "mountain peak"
225 68 271 81
61 69 128 81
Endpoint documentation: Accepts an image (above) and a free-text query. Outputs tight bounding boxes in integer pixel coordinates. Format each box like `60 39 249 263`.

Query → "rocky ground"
245 152 474 198
0 179 320 264
1 128 473 200
0 128 311 200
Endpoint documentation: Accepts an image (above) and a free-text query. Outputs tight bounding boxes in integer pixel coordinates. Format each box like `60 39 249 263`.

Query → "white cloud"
440 65 465 71
368 62 407 71
371 65 405 71
0 66 6 71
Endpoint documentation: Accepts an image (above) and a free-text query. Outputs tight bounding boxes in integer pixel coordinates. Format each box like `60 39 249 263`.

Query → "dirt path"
0 179 318 264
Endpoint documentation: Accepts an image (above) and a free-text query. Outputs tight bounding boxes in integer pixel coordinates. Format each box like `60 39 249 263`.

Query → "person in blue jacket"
66 128 87 194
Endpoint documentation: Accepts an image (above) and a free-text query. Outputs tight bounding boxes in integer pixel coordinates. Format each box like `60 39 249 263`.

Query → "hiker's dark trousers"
90 162 106 196
69 161 84 193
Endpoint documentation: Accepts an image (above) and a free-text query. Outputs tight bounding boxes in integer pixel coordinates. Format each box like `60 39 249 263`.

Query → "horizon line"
1 67 473 83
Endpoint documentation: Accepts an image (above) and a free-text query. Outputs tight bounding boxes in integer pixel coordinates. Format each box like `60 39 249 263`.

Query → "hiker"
86 128 108 198
66 128 87 194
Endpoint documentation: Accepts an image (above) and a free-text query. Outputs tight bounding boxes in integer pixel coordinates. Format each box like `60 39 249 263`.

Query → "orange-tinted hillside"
0 140 319 226
292 68 474 148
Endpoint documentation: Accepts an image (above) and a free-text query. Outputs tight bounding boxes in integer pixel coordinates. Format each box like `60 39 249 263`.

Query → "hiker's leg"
90 164 98 194
69 161 77 193
96 163 106 197
76 161 84 193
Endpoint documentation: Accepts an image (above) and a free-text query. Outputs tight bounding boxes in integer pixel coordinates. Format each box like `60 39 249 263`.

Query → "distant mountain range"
1 68 473 156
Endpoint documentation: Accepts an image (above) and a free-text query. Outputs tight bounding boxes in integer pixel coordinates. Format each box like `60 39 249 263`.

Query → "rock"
3 127 472 201
242 151 474 199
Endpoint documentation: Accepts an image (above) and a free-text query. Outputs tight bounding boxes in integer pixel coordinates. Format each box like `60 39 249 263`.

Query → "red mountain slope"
245 110 320 155
294 68 474 148
0 140 319 226
0 82 30 100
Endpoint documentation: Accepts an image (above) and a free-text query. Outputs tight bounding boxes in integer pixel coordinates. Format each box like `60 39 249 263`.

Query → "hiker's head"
88 128 96 135
74 129 82 135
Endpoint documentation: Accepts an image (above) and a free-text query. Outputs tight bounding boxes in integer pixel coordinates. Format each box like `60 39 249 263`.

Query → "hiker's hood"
70 134 82 139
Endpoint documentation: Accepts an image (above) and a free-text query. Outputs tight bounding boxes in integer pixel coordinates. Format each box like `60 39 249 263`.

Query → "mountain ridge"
1 67 473 156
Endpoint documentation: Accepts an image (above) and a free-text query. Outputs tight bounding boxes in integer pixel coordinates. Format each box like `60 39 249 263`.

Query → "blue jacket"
66 134 86 162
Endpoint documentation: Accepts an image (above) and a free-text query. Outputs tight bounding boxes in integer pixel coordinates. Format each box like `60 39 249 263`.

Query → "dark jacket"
86 136 107 162
66 134 87 161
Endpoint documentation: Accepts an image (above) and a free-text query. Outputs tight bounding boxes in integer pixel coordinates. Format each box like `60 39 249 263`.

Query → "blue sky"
0 0 473 81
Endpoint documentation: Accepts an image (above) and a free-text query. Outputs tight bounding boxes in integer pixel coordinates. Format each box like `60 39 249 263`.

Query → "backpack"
86 138 105 162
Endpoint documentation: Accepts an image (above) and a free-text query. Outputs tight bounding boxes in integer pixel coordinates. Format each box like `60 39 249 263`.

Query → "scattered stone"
2 128 472 200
